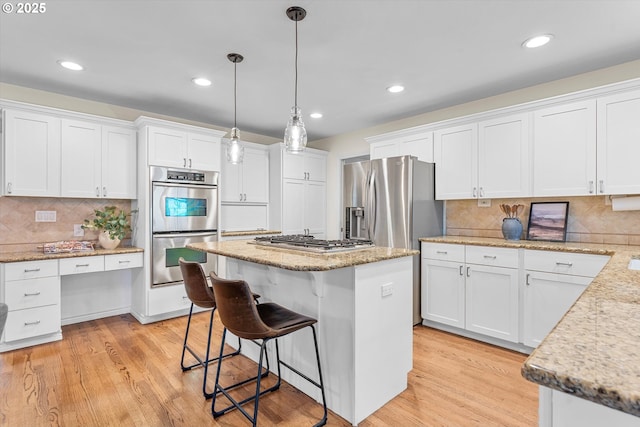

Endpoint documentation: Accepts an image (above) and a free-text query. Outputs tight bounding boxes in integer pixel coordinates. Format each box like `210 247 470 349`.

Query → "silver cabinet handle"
466 266 471 277
239 193 243 201
183 158 187 168
556 262 573 267
24 291 41 296
479 187 484 197
24 268 41 272
526 273 531 286
483 255 497 259
7 182 12 194
459 265 464 276
599 180 604 193
436 250 448 254
189 158 192 168
24 320 41 326
103 186 107 197
76 263 90 267
96 186 100 197
118 260 130 264
588 180 594 194
472 187 477 198
243 193 247 201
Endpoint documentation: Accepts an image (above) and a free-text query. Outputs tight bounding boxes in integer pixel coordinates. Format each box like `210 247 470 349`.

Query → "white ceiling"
1 0 640 142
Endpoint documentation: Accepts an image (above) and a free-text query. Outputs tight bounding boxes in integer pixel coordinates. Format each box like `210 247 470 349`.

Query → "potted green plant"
82 206 132 250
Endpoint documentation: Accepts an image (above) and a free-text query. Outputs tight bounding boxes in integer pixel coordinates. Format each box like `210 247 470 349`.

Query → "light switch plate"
74 224 85 237
381 283 393 297
478 199 491 207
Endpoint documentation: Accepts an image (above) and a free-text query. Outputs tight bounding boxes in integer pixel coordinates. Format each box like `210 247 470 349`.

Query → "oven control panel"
167 170 205 182
150 166 219 186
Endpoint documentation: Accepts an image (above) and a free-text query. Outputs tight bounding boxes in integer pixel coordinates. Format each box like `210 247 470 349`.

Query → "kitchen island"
188 240 418 425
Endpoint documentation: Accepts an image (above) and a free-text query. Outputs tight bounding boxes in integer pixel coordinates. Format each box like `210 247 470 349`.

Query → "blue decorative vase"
502 218 523 241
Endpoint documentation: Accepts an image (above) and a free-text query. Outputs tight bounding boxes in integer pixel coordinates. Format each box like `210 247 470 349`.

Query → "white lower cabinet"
421 243 610 350
147 284 192 317
421 243 519 344
523 250 610 347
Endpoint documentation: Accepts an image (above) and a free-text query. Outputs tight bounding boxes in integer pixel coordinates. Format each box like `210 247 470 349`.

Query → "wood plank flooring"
0 312 537 426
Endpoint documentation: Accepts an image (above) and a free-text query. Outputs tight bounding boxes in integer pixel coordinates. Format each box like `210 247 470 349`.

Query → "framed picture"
526 202 569 242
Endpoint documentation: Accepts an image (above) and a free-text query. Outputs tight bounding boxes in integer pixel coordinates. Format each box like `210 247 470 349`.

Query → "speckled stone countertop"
421 236 640 417
220 230 282 237
187 240 418 271
0 246 144 263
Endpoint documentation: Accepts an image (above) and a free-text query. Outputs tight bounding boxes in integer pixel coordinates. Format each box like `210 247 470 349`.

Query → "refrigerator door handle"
366 172 376 241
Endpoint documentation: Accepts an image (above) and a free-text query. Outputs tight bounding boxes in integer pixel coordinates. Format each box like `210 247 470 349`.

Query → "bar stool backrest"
209 272 274 340
178 258 216 309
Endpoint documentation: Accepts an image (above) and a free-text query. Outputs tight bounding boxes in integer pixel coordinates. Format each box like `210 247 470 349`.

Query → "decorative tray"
41 241 95 254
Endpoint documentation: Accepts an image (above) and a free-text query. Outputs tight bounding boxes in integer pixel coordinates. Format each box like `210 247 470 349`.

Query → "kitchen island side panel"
224 256 413 425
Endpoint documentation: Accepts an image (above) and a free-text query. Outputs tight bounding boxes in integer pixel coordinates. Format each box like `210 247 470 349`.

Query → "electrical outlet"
74 224 85 237
478 199 491 207
381 283 393 297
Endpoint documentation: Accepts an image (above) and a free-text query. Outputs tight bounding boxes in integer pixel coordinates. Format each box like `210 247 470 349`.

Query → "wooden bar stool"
178 258 262 398
210 272 328 427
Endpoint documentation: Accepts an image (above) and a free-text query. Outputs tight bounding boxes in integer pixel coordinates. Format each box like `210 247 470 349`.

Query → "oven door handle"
152 231 218 238
152 182 218 190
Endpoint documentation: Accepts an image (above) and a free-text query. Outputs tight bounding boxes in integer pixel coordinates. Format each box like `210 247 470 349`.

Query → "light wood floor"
0 312 537 426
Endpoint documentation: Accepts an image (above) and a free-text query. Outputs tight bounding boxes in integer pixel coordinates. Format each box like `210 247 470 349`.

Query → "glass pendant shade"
284 106 307 153
226 127 244 164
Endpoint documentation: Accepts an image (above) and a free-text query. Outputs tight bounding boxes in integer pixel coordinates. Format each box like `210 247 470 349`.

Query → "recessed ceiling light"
522 34 553 49
58 60 84 71
310 112 323 119
192 77 212 87
387 85 404 93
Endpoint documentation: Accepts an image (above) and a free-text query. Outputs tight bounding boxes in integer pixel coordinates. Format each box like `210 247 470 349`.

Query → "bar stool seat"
210 272 328 426
178 258 260 399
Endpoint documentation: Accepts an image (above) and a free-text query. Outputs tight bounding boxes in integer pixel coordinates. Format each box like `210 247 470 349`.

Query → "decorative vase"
98 231 121 250
502 218 523 241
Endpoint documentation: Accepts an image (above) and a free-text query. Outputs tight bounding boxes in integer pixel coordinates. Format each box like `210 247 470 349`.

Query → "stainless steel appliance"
254 234 374 253
150 166 218 287
343 156 443 324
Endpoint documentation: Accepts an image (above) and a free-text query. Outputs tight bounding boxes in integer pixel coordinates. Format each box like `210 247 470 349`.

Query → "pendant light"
226 53 245 164
284 6 307 153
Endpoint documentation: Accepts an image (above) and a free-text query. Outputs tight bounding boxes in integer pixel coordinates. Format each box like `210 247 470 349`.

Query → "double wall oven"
150 166 218 287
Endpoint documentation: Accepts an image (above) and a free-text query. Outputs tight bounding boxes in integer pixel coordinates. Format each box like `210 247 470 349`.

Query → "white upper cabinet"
282 149 326 182
221 144 269 203
146 124 222 172
2 109 61 197
477 113 530 199
367 130 434 162
532 100 596 197
434 123 477 199
596 89 640 195
60 120 136 199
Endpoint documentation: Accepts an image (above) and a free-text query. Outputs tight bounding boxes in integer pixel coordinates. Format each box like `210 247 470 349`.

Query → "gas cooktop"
253 235 375 253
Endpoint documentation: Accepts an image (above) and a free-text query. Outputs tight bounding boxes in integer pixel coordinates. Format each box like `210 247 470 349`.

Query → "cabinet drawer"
421 243 465 262
4 304 61 342
104 252 143 271
5 260 58 281
59 256 104 275
4 276 60 310
524 250 610 277
466 245 519 269
148 284 192 316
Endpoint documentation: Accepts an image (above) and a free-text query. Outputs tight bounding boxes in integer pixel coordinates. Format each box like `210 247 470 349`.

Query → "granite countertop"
421 236 640 417
220 230 282 237
187 240 418 271
0 246 144 263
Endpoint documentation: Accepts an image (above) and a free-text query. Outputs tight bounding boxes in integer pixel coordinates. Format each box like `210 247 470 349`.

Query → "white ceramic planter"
98 231 121 250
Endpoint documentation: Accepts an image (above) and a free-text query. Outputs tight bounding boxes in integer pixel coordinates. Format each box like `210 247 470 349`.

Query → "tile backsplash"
0 197 133 253
446 195 640 245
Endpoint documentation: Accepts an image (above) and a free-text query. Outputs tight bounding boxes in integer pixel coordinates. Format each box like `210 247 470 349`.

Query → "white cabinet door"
478 113 530 198
148 127 188 168
304 181 326 235
421 259 465 328
434 123 477 200
282 179 306 234
3 109 61 196
242 147 269 203
221 159 242 202
533 100 596 196
399 132 434 162
370 141 398 160
60 119 102 198
465 264 519 342
597 89 640 195
522 271 590 347
305 151 327 182
283 151 306 180
102 125 136 199
188 133 220 171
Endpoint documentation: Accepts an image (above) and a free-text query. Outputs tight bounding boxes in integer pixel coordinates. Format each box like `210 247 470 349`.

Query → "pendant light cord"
294 18 298 110
234 60 237 129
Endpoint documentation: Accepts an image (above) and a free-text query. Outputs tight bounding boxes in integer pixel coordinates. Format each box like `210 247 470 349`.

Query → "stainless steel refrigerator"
343 155 443 324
